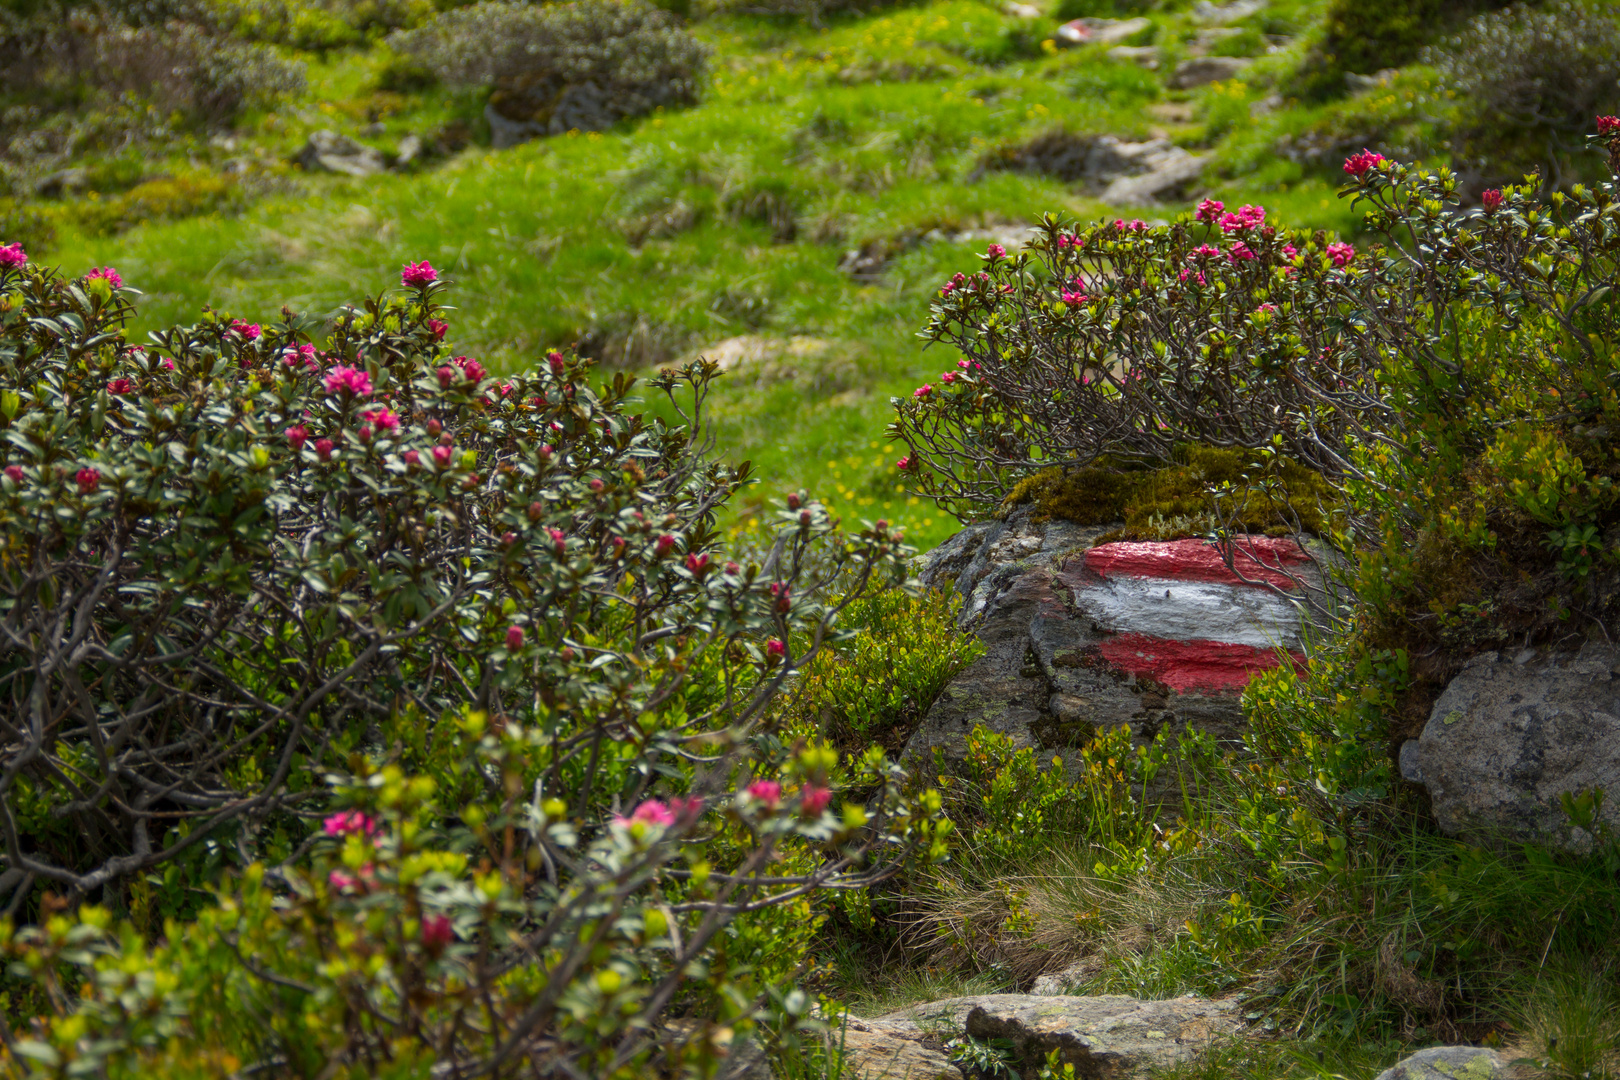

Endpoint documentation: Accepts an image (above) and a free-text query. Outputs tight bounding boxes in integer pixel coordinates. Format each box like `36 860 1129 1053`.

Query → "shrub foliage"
0 252 950 1075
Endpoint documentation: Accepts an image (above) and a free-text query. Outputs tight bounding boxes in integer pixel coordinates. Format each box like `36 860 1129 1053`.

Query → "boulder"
396 134 424 167
1098 152 1207 205
905 508 1324 771
1192 0 1265 24
837 1020 963 1080
1371 1046 1509 1080
1168 56 1250 89
295 131 387 176
880 994 1242 1080
1400 645 1620 850
1056 17 1151 46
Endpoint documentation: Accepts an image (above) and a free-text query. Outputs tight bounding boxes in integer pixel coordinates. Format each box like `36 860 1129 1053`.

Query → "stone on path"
1056 17 1151 46
1168 56 1250 89
880 994 1242 1080
1371 1046 1511 1080
295 131 387 176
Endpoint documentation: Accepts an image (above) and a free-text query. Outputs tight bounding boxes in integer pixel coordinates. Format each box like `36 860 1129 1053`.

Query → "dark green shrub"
0 12 304 129
1428 0 1620 184
391 0 707 137
1292 0 1509 102
0 248 947 1074
203 0 438 51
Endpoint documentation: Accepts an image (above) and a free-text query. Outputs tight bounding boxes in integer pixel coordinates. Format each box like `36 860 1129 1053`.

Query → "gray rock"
880 994 1241 1079
718 1036 776 1079
1168 56 1250 89
1371 1045 1508 1080
486 104 549 150
34 168 87 197
395 134 424 167
296 130 387 176
1056 17 1152 46
836 1024 963 1080
1030 959 1096 996
905 510 1316 771
1405 644 1620 850
1192 0 1265 24
1098 153 1208 205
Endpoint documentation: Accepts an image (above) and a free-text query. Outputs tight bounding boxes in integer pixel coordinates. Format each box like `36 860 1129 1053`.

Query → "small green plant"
1512 964 1620 1080
947 1033 1019 1078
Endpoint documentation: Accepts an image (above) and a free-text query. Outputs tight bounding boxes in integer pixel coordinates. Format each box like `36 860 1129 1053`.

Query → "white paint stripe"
1074 576 1303 649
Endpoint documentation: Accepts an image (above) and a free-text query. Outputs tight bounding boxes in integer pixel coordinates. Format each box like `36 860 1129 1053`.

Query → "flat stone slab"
1372 1046 1510 1080
838 1023 963 1080
880 994 1242 1079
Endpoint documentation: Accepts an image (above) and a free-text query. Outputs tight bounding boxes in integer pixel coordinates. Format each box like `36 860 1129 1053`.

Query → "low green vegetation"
5 0 1620 1076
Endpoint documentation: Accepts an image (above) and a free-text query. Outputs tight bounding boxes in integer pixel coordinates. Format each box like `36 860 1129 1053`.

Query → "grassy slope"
37 0 1386 550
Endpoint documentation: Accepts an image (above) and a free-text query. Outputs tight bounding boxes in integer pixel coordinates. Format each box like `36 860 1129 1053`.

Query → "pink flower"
323 366 372 398
75 467 100 494
437 367 456 390
1481 189 1503 213
985 243 1006 259
914 384 932 399
404 449 420 466
432 444 453 468
106 378 134 395
765 638 786 662
3 465 22 483
1254 303 1277 314
667 796 703 820
0 243 26 268
1195 198 1224 223
285 426 308 450
315 439 334 461
1282 244 1298 259
427 318 448 341
86 266 123 289
800 785 832 816
685 551 710 575
161 358 176 372
548 527 566 557
1227 242 1256 262
323 810 379 838
506 625 525 650
618 800 675 828
454 356 486 383
1190 244 1220 260
422 914 454 953
361 407 399 432
1115 218 1146 232
284 344 318 371
896 455 911 470
1061 289 1085 304
769 581 791 613
230 320 261 340
1343 149 1386 177
1326 242 1356 267
747 780 782 807
940 371 956 384
328 870 360 891
548 351 566 375
401 260 438 288
725 560 740 574
654 533 677 557
1598 115 1620 135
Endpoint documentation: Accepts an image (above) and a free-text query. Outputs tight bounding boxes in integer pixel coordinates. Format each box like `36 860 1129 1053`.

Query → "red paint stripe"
1095 633 1304 693
1084 538 1310 591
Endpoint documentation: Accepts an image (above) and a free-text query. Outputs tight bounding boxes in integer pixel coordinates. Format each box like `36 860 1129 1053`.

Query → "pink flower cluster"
747 780 782 807
86 266 123 289
1598 115 1620 135
1343 150 1386 177
800 785 832 815
401 260 438 288
913 384 932 399
1227 242 1256 263
506 625 524 650
422 914 453 952
1326 242 1356 267
1195 198 1224 223
453 356 486 383
427 318 449 341
75 467 100 494
324 365 373 398
614 796 702 828
323 810 380 838
230 320 261 340
0 243 25 268
1219 205 1265 233
985 243 1007 259
1114 218 1147 232
1481 189 1504 213
361 406 399 433
3 465 22 483
106 378 134 396
284 343 319 372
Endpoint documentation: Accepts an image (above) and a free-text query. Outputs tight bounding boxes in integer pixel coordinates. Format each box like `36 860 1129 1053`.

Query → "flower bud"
315 439 334 462
426 418 442 437
437 367 455 390
528 501 543 522
506 625 524 650
404 450 420 467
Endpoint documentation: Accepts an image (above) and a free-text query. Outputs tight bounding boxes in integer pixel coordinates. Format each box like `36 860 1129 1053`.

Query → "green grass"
24 0 1407 549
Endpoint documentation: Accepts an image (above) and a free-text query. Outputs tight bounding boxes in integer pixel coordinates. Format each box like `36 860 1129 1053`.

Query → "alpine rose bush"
0 253 949 1076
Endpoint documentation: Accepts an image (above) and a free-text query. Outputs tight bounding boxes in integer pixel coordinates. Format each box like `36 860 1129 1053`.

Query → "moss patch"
999 446 1335 541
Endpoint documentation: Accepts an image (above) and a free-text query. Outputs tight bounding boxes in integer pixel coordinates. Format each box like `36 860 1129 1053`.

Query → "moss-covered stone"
998 446 1335 541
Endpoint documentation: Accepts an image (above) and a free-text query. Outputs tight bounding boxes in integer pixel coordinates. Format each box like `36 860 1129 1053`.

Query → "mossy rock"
999 446 1334 541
